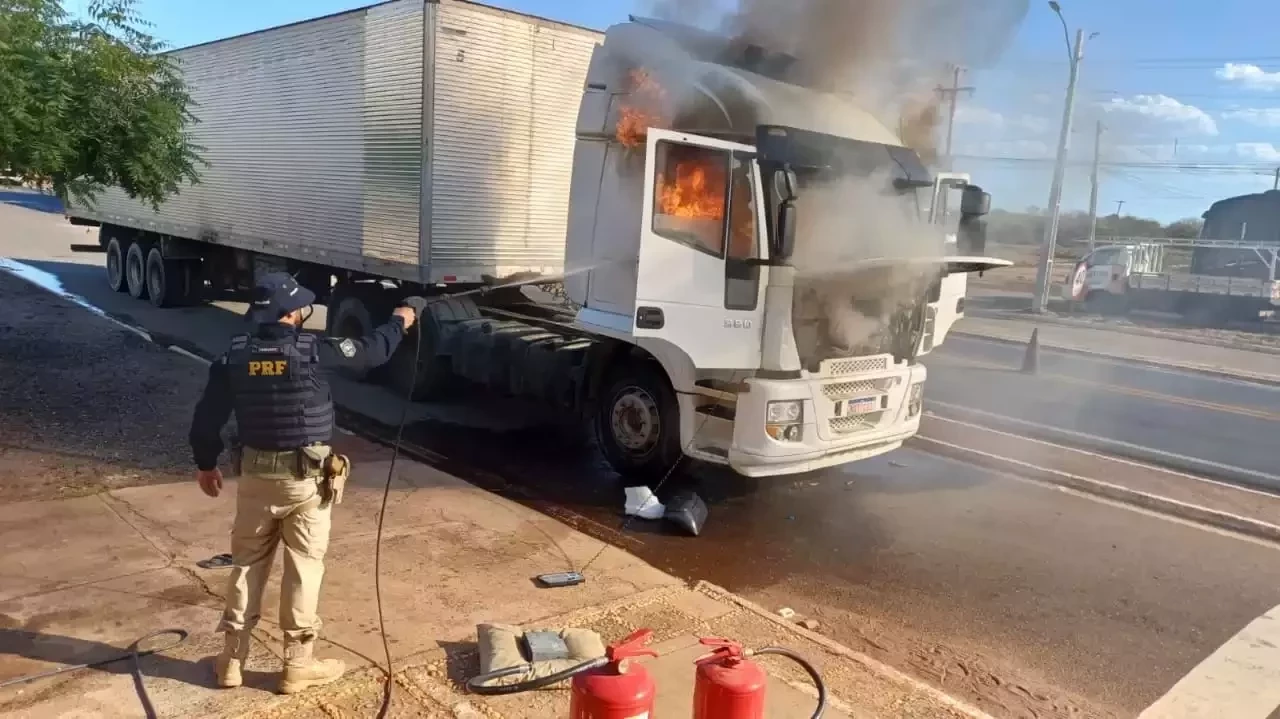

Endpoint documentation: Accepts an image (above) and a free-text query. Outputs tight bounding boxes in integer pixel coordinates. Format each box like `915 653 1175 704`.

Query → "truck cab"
562 17 1010 477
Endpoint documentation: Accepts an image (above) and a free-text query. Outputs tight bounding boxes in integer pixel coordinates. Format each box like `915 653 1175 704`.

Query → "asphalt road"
5 198 1280 718
924 334 1280 484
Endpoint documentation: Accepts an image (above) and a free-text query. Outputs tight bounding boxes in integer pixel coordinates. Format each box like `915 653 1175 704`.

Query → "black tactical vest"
225 330 333 450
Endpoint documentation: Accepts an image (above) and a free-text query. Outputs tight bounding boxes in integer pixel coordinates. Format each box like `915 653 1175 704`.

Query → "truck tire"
326 285 395 383
145 247 188 308
125 242 150 300
106 237 128 293
594 361 683 488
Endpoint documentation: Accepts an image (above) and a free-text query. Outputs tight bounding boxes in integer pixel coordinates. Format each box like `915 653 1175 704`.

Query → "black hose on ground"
752 646 828 719
464 656 609 696
0 629 188 719
374 298 427 719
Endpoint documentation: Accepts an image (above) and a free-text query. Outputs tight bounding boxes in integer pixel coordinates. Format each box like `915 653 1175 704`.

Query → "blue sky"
96 0 1280 223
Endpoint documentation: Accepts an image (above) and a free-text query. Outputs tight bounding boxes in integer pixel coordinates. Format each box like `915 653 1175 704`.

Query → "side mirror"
960 185 991 216
957 215 987 256
774 201 797 260
773 166 798 202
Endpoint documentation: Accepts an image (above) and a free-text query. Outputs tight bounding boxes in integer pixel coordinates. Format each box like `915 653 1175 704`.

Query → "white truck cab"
560 18 1010 477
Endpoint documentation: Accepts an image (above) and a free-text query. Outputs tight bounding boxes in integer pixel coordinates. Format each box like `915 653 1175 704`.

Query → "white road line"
923 411 1280 502
167 345 211 366
927 399 1280 487
1139 604 1280 719
914 434 1280 549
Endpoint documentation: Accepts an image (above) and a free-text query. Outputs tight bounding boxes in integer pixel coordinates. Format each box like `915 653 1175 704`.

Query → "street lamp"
1031 2 1098 313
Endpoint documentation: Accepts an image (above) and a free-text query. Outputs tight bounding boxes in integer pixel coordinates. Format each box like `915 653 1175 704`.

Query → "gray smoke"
643 0 1029 352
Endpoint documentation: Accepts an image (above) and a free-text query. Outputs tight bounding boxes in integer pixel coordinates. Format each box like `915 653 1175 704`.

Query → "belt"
238 446 326 479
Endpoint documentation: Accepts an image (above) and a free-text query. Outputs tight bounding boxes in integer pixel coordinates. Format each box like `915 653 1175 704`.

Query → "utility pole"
1273 167 1278 190
936 65 975 169
1087 121 1103 252
1114 200 1125 216
1031 27 1089 313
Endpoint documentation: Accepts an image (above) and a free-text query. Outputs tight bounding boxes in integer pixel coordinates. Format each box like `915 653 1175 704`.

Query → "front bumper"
726 355 926 477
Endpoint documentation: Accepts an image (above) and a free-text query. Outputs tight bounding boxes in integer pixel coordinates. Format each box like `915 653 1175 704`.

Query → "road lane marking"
913 434 1280 550
930 354 1280 421
927 400 1280 488
948 331 1280 388
923 410 1280 501
1139 604 1280 719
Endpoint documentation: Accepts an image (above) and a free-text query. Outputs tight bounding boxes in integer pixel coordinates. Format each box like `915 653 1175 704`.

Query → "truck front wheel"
594 362 682 488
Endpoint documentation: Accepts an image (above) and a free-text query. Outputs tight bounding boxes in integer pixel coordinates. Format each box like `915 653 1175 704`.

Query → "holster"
312 448 350 509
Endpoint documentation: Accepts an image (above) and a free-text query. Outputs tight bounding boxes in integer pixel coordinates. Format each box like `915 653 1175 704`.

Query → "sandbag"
475 623 606 685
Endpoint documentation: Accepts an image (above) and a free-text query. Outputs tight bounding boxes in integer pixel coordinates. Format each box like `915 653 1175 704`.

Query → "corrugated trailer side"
68 0 429 283
424 1 602 283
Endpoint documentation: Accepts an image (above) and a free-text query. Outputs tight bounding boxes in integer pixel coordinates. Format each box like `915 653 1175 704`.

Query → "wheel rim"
609 386 661 455
147 257 165 300
127 250 144 291
107 246 123 288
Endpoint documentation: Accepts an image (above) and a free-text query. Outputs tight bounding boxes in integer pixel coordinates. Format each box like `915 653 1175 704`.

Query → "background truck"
1064 237 1280 324
64 0 1009 482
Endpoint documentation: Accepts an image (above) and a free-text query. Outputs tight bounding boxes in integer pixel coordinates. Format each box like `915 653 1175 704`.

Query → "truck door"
920 254 1011 354
633 129 765 370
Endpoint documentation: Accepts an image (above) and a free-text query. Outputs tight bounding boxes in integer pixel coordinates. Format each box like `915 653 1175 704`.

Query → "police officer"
188 272 416 694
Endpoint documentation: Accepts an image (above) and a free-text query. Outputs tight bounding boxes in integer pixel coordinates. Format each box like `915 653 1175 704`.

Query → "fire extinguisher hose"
752 647 828 719
465 655 609 696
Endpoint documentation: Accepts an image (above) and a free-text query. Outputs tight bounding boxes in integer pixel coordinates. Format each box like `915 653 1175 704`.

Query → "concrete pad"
0 566 222 717
645 634 849 719
0 495 169 602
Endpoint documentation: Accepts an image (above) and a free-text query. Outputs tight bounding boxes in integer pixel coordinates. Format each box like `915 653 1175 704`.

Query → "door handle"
636 306 664 329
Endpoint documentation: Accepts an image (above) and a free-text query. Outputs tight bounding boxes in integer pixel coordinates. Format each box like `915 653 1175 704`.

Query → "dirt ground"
0 272 215 503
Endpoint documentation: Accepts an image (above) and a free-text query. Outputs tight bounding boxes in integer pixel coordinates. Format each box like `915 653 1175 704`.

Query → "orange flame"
657 160 726 221
616 69 667 149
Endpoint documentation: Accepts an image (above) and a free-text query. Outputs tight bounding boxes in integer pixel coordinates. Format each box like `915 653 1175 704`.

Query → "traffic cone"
1020 328 1040 374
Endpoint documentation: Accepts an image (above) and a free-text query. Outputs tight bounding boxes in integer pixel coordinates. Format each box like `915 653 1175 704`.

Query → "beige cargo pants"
217 448 331 643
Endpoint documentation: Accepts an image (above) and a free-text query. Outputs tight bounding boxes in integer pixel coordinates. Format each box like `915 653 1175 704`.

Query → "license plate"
834 396 881 417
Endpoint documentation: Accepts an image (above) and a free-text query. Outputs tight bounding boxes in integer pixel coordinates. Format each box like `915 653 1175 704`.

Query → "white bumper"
726 355 926 477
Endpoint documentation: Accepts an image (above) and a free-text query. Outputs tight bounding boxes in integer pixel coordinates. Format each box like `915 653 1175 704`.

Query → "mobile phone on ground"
535 571 585 588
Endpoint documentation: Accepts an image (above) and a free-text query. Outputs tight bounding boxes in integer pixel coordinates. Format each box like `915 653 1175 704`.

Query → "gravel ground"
0 271 214 502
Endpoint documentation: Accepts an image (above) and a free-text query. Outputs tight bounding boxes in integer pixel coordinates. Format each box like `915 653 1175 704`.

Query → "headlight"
766 400 803 423
907 383 924 418
765 400 804 442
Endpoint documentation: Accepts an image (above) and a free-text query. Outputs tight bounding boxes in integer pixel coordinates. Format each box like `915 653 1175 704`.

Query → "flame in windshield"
658 159 726 221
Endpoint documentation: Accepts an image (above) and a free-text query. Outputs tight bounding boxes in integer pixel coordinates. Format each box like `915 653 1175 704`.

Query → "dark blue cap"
249 272 316 323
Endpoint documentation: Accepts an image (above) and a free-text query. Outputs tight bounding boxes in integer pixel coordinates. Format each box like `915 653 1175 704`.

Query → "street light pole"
1031 25 1086 313
1087 120 1103 253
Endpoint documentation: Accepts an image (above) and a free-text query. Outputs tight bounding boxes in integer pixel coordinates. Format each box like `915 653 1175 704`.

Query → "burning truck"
64 0 1010 482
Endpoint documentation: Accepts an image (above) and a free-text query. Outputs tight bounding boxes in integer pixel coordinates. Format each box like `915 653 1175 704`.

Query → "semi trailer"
64 0 1010 482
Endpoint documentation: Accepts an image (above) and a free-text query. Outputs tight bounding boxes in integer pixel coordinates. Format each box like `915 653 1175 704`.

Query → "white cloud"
958 139 1052 158
1216 63 1280 91
1220 107 1280 127
955 106 1005 128
1236 142 1280 161
1100 94 1219 136
955 106 1050 134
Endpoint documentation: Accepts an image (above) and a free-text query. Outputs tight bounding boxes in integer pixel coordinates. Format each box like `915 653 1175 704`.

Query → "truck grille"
826 357 889 376
821 378 895 399
829 411 886 435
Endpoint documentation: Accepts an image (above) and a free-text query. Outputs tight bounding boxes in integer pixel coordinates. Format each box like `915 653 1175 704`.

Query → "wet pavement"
6 199 1280 718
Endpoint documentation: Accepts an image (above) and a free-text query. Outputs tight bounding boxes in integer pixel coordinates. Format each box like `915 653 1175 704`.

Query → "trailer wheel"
125 242 150 300
106 237 128 293
145 247 188 308
595 362 682 488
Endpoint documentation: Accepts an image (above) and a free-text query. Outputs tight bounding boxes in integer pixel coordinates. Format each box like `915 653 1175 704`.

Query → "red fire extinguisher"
570 628 659 718
694 637 828 719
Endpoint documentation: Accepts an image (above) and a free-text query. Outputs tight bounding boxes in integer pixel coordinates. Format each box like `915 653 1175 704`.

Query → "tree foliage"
987 208 1204 248
0 0 202 207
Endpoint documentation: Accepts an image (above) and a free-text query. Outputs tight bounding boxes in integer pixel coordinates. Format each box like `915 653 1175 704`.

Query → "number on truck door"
635 130 764 370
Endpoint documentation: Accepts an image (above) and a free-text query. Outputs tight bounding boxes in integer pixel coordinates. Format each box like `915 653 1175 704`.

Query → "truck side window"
651 141 729 258
724 153 759 311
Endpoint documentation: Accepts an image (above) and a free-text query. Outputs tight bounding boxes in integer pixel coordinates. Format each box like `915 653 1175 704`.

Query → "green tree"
0 0 202 207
